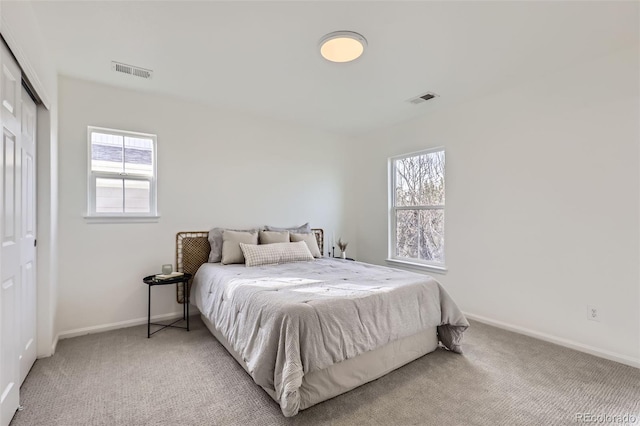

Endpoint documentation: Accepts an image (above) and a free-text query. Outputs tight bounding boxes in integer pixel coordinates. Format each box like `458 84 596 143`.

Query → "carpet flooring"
10 317 640 426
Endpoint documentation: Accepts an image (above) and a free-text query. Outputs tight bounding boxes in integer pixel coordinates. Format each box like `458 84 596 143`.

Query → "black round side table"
143 273 193 338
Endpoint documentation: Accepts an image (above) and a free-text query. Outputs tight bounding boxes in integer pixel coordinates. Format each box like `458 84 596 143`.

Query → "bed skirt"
200 314 438 412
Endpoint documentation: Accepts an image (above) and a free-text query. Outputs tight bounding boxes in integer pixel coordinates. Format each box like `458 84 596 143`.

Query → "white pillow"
239 241 314 267
221 230 258 264
290 232 322 258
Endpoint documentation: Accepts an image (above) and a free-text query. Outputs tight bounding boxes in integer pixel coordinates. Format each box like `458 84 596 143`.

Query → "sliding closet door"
0 40 23 426
19 90 36 385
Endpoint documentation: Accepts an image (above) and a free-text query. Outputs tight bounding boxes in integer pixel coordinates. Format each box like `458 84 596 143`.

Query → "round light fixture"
319 31 367 63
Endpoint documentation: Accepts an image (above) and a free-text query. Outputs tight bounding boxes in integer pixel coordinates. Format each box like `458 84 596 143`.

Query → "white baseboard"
51 333 59 355
56 311 199 341
464 312 640 369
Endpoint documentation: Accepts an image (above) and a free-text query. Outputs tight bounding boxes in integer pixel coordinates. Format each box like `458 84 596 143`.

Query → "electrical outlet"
587 305 600 322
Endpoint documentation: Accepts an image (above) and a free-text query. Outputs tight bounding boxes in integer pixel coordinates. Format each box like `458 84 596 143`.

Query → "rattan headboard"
175 228 324 303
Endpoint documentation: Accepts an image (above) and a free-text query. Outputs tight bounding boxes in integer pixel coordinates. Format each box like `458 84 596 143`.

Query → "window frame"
387 147 447 273
85 126 159 222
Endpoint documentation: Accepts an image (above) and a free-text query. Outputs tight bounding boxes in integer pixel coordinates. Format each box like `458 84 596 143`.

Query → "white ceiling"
31 1 638 135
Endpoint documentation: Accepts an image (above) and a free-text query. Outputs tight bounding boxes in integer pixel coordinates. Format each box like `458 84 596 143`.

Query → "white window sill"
84 215 160 224
385 258 448 275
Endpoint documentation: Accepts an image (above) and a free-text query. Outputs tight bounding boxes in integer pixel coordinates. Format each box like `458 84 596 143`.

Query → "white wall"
56 76 351 336
0 0 59 357
350 47 640 365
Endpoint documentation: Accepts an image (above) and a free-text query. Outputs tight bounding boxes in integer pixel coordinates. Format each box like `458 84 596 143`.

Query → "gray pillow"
208 227 257 262
259 230 290 244
221 230 258 265
264 222 311 234
290 232 322 258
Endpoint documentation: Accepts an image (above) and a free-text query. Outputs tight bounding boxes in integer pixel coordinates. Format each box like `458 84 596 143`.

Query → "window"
87 127 157 218
389 148 445 268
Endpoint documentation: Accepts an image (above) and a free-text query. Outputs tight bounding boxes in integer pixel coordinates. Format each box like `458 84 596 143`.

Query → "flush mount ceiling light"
319 31 367 63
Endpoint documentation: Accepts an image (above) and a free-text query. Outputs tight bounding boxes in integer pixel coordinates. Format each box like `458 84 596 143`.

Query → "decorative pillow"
221 230 258 265
290 232 322 258
259 230 289 245
239 241 314 267
208 227 257 262
264 222 311 234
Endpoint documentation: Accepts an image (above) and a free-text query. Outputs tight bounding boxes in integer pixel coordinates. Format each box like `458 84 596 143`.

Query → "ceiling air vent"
408 91 439 105
111 61 153 80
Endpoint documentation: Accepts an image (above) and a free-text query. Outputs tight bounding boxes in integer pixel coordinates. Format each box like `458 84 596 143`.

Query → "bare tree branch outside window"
392 150 445 264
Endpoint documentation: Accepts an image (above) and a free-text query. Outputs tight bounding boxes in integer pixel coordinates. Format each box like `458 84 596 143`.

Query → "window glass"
390 148 445 266
124 180 150 213
95 178 123 213
88 127 157 218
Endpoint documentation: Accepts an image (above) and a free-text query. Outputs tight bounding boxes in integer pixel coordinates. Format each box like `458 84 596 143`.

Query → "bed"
176 229 469 417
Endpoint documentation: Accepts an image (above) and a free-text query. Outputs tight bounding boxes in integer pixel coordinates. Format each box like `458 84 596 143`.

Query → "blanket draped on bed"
193 259 469 417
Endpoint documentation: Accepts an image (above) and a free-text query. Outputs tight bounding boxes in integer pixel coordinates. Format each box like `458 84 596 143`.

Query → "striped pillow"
239 241 314 267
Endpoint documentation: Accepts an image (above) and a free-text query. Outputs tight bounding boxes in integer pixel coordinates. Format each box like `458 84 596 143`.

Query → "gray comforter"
193 259 468 417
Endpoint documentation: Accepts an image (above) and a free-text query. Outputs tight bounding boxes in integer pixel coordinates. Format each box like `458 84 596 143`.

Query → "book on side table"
155 271 184 280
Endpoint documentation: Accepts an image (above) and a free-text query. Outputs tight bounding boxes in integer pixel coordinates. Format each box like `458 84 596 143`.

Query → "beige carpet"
10 318 640 426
